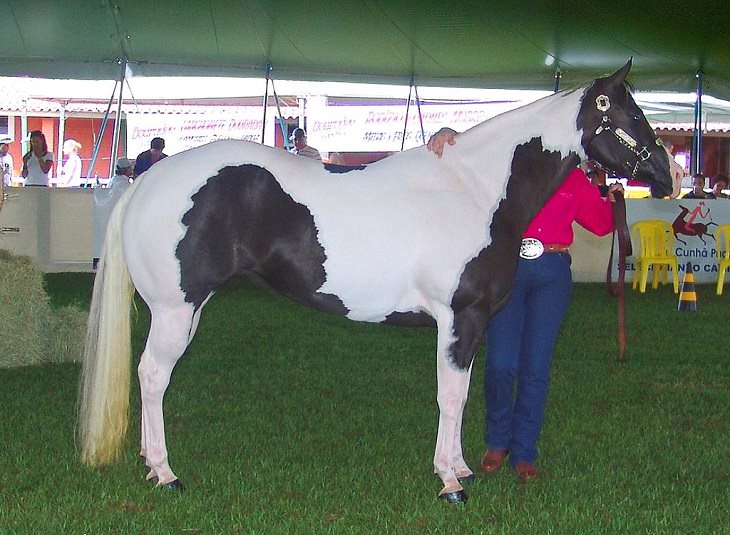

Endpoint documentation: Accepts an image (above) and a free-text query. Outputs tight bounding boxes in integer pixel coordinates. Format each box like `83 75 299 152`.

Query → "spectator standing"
682 174 712 199
289 128 322 161
662 140 685 199
59 139 83 187
134 137 167 177
93 157 135 268
0 136 14 187
108 157 134 191
21 130 53 187
711 174 729 199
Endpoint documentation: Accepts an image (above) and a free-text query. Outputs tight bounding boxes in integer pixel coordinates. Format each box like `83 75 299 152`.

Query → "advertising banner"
126 106 297 158
621 199 730 283
307 101 528 152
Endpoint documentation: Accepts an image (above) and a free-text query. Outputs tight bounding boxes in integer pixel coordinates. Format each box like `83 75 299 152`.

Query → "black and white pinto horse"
79 61 671 503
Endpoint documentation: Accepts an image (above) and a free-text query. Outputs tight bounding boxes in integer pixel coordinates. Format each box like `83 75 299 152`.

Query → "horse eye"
633 114 641 121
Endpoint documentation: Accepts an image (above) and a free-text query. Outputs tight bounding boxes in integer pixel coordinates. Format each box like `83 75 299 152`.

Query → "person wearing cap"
21 130 53 187
94 156 135 266
0 136 14 188
288 128 322 161
108 157 134 190
134 137 168 177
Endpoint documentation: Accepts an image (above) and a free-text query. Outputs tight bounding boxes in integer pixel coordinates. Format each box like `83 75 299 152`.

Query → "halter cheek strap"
588 94 660 179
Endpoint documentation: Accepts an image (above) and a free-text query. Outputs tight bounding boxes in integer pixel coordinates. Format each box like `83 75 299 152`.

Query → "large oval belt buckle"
519 238 544 259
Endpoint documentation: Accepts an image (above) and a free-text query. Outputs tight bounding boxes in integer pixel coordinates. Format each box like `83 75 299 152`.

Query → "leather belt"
544 243 570 253
519 238 570 259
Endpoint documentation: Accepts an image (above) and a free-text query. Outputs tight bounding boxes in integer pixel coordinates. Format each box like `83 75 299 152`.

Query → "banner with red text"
126 106 298 158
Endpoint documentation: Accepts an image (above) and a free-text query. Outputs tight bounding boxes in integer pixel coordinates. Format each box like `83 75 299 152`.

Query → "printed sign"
618 199 730 283
306 102 529 152
126 106 297 158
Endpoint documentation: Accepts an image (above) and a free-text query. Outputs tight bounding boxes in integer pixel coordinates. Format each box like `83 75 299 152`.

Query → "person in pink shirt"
428 128 624 482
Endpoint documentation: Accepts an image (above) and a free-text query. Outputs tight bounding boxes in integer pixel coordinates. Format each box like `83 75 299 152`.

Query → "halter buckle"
638 147 651 161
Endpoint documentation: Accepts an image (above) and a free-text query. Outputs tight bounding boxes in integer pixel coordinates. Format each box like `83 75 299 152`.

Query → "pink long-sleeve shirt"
523 168 615 246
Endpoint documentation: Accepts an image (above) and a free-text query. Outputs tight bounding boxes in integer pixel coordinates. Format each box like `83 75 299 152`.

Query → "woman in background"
21 130 53 187
59 139 83 187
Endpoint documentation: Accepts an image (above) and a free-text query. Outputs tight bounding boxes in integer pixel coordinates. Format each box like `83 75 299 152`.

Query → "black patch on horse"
177 164 348 316
447 138 580 369
324 163 367 174
383 310 437 327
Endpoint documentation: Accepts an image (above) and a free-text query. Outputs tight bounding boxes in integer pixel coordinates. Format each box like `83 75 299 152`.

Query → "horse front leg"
452 360 475 484
433 325 474 503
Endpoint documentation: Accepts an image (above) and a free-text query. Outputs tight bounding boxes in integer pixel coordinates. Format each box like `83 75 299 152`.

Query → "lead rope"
606 191 631 361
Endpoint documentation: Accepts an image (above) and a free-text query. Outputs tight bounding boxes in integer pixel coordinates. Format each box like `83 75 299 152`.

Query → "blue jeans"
484 252 573 466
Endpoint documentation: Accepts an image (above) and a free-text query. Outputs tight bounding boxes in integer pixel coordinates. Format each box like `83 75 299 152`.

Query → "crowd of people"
0 125 328 188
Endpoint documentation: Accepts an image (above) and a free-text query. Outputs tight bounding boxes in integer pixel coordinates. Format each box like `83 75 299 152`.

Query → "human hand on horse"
427 127 458 158
606 183 624 203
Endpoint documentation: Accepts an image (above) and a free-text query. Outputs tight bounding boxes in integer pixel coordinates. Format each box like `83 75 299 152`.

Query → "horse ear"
604 59 633 88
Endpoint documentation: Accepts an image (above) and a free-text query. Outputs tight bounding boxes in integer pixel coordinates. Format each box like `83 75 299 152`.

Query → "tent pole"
413 75 425 145
20 100 28 155
57 103 66 184
269 74 290 149
261 63 272 144
85 81 118 186
692 70 703 175
108 59 127 180
400 75 414 151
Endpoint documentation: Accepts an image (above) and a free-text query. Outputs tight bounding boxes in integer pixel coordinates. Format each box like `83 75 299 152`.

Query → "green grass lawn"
0 275 728 534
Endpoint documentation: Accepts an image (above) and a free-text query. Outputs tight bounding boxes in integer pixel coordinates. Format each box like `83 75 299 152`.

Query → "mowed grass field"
0 274 728 534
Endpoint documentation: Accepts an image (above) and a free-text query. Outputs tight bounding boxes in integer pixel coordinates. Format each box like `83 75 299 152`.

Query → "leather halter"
587 94 661 179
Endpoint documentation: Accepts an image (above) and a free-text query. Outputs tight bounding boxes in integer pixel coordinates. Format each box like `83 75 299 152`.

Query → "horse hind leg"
434 358 473 503
432 312 474 503
138 303 197 488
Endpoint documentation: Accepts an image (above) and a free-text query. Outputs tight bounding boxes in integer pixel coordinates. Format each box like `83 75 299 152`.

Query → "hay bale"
0 250 85 367
46 305 87 364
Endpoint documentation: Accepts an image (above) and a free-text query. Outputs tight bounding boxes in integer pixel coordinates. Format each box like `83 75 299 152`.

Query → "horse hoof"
158 479 184 491
457 473 476 485
438 489 468 504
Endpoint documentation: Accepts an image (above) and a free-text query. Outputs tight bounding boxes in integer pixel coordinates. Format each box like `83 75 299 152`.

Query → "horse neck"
445 88 586 204
460 88 585 160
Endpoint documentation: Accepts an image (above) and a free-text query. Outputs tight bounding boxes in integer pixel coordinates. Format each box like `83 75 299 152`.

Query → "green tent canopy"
1 1 728 99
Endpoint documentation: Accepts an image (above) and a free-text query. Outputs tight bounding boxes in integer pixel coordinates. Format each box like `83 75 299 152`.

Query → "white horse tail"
78 189 136 466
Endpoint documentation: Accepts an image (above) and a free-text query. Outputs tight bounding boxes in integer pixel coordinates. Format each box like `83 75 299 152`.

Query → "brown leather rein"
606 191 631 361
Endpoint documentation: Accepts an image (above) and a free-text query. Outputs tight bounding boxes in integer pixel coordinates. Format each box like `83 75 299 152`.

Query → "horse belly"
312 195 490 322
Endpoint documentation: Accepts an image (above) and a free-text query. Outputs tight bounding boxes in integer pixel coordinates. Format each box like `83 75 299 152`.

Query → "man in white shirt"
289 128 322 161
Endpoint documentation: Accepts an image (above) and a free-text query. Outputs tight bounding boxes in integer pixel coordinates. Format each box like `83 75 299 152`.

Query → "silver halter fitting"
590 94 653 179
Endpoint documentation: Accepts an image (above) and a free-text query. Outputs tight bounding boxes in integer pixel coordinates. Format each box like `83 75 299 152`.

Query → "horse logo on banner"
672 202 718 245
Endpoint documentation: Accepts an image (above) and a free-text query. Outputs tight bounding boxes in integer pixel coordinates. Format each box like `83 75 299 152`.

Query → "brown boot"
515 462 539 482
480 449 507 473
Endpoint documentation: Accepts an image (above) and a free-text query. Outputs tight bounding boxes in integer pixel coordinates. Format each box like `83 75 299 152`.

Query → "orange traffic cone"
678 262 698 312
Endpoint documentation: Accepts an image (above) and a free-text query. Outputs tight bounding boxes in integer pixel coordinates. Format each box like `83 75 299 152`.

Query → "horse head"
578 59 672 198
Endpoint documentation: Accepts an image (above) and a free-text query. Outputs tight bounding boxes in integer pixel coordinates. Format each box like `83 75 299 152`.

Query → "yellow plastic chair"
714 224 730 295
630 220 679 293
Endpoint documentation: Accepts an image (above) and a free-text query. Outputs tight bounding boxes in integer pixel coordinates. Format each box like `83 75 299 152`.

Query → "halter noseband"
587 94 661 179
